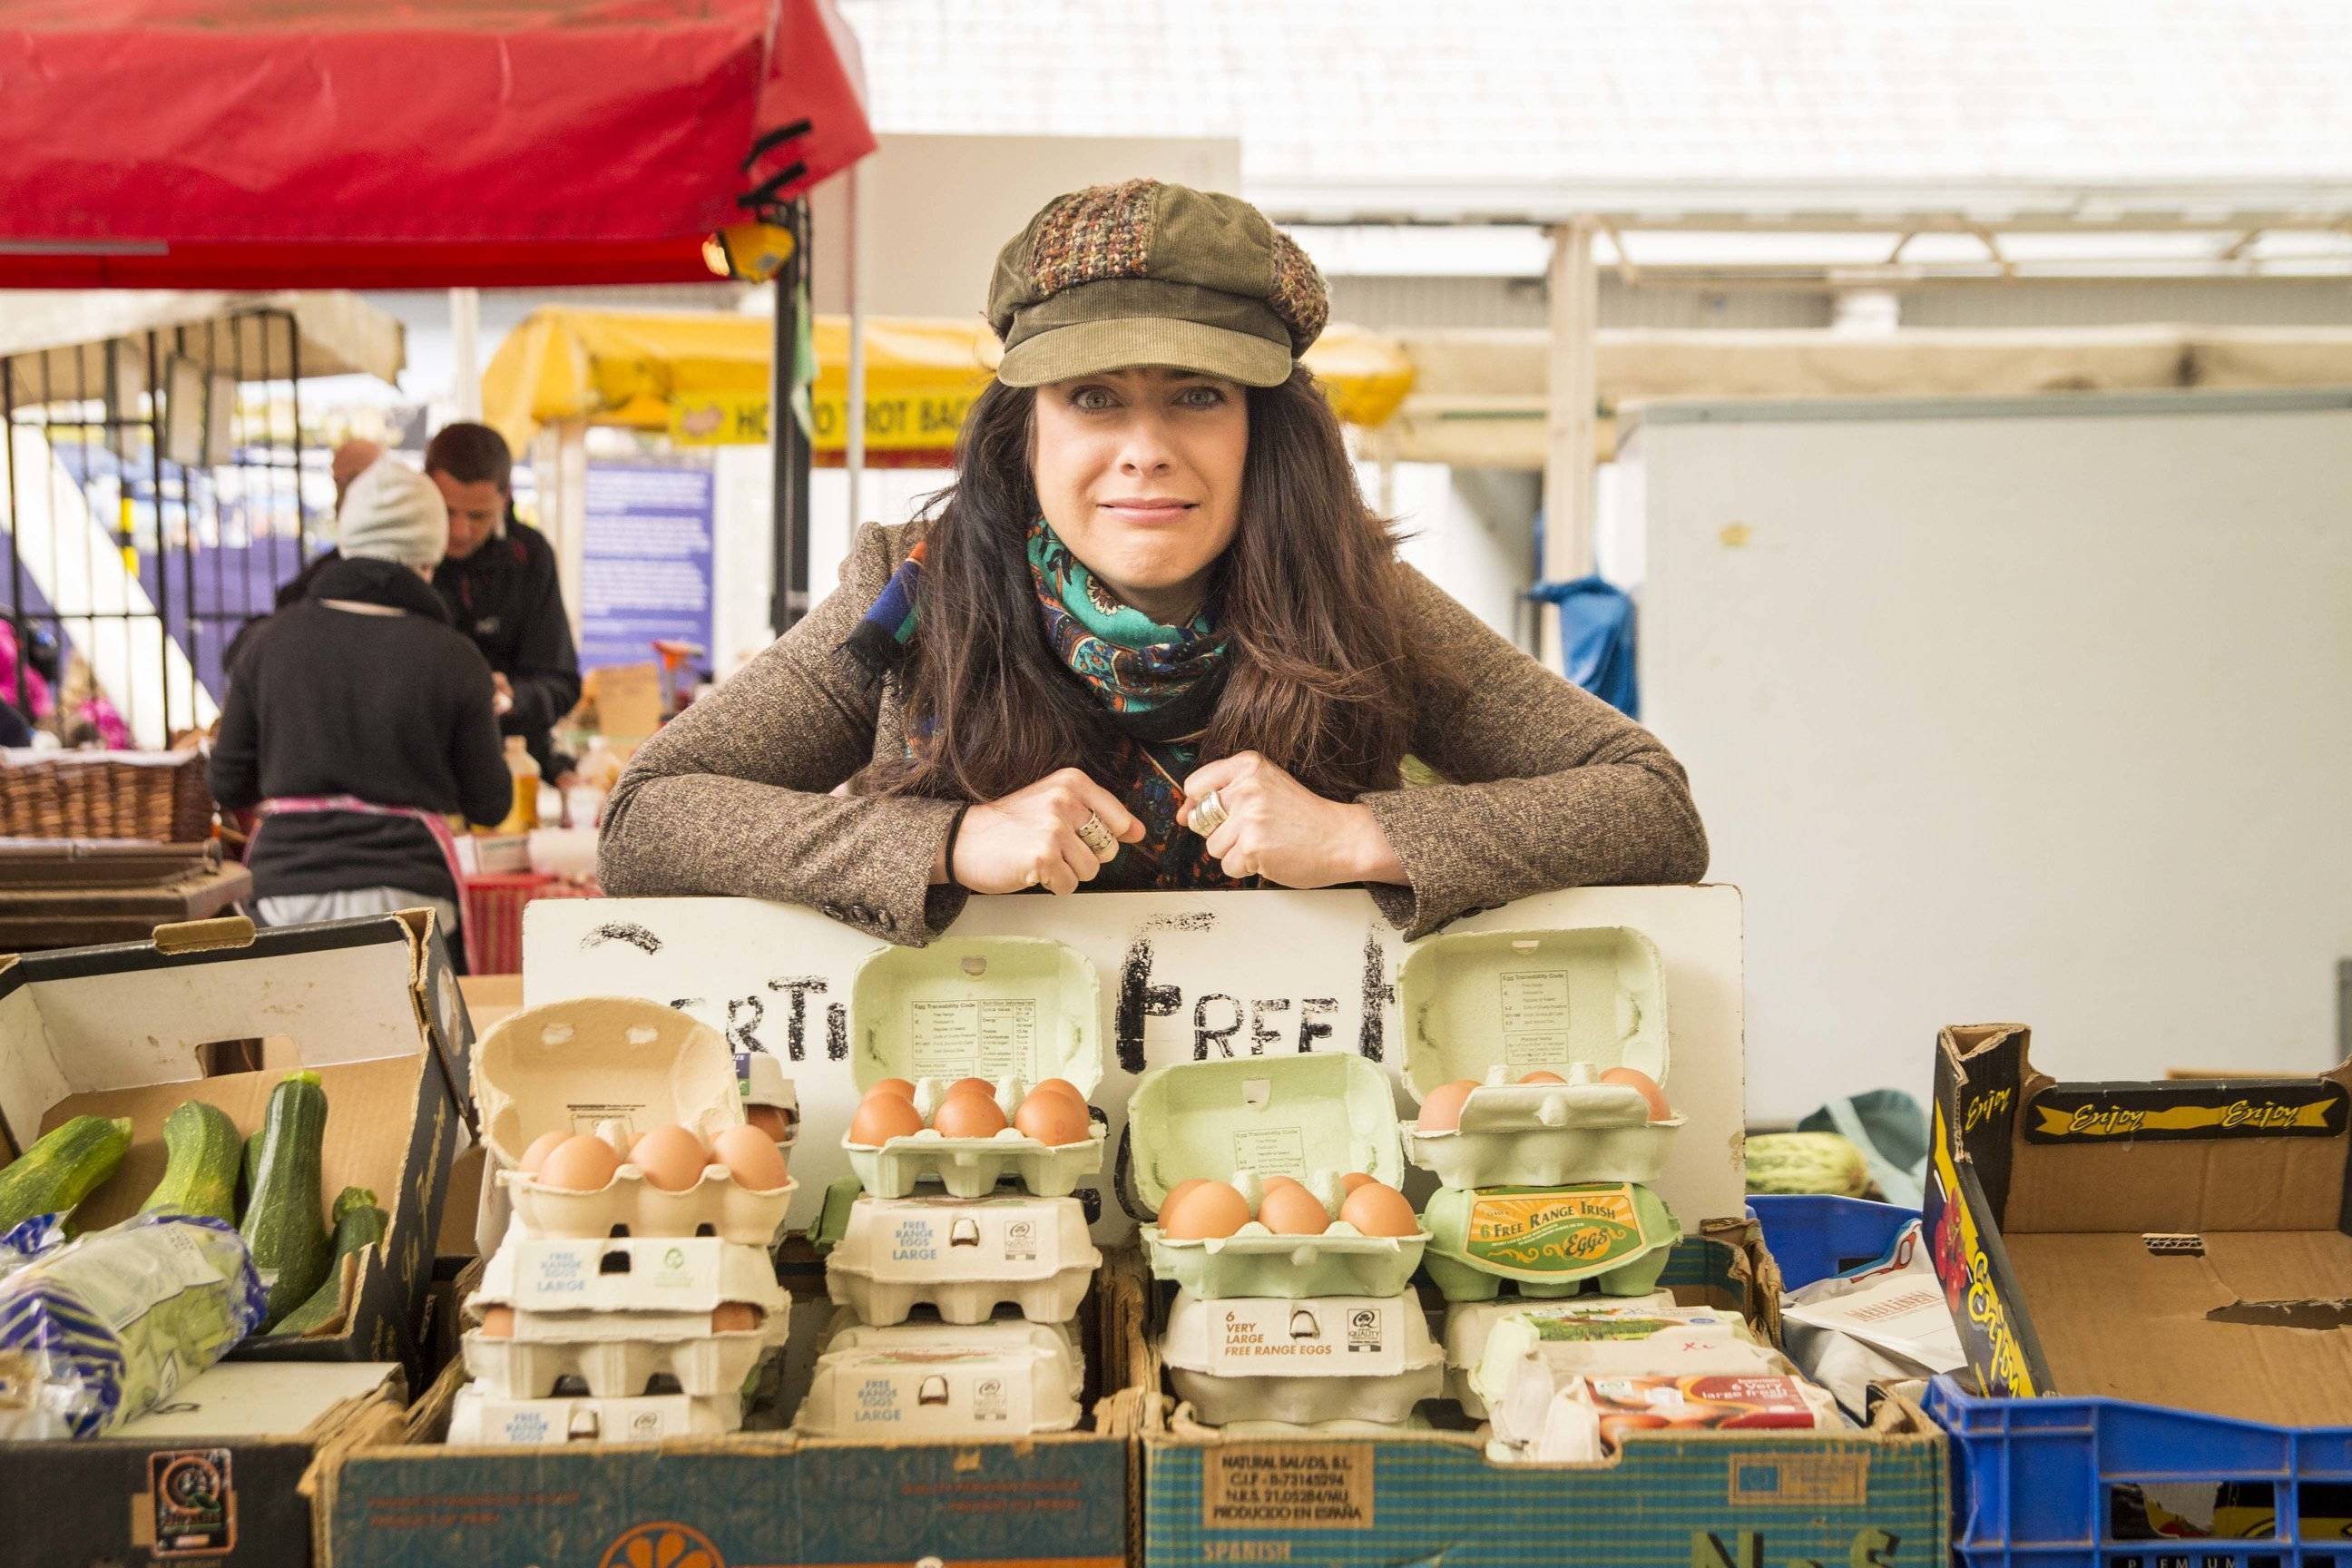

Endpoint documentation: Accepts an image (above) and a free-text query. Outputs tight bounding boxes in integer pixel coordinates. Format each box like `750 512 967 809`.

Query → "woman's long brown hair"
879 366 1429 805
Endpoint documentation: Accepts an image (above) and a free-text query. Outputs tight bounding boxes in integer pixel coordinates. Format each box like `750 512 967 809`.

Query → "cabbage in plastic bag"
0 1210 267 1439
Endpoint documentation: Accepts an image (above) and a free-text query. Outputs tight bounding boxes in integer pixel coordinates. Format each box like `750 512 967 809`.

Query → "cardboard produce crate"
308 1245 1153 1568
0 912 473 1387
1140 1223 1948 1568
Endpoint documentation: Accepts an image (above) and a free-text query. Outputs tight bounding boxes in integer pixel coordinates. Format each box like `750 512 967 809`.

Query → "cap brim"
995 317 1294 388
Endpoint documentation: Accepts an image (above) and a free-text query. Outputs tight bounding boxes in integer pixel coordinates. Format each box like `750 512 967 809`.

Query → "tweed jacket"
597 522 1708 946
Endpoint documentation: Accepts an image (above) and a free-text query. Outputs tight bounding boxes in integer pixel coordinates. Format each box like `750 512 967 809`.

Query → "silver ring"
1075 813 1117 861
1187 788 1228 837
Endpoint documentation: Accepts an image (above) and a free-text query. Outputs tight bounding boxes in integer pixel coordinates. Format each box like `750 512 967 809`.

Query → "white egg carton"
1474 1308 1772 1451
740 1046 799 1148
460 1305 789 1401
447 1384 740 1446
847 1074 1106 1199
1439 1290 1677 1416
818 1308 1085 1389
1159 1290 1446 1427
794 1336 1084 1439
475 1235 789 1318
825 1192 1099 1326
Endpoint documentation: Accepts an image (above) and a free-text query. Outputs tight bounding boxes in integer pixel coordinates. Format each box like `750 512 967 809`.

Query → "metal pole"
769 200 813 635
1539 218 1600 672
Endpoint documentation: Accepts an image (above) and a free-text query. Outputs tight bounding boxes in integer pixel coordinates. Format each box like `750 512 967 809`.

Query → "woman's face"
1029 365 1248 625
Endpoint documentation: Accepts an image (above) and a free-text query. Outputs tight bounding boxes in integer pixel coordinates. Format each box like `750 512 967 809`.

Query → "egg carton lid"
475 996 744 1169
1395 926 1669 1106
849 936 1103 1101
1125 1054 1404 1213
1161 1289 1442 1380
740 1049 797 1115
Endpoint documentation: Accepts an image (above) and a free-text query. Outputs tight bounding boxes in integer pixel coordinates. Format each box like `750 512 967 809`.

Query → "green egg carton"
1417 1182 1680 1302
1129 1053 1427 1299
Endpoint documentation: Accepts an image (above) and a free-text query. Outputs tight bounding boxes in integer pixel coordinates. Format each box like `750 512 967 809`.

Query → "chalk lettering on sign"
1298 997 1337 1053
1250 998 1291 1055
767 977 830 1063
828 1001 848 1062
1117 938 1182 1073
1358 932 1391 1061
581 922 663 955
725 995 765 1054
1195 995 1244 1059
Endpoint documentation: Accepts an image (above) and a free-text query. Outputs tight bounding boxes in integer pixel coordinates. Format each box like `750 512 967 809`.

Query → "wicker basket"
0 750 215 842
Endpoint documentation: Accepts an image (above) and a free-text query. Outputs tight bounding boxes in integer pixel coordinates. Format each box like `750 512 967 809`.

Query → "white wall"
1631 389 2352 1119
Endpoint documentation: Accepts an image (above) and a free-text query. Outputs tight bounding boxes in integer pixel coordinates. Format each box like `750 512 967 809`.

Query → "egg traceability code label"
1231 1127 1307 1177
1497 969 1574 1067
906 998 1037 1080
1204 1298 1405 1377
1202 1445 1375 1530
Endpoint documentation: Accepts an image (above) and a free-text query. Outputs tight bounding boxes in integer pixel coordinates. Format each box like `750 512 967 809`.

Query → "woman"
599 180 1706 944
210 457 512 955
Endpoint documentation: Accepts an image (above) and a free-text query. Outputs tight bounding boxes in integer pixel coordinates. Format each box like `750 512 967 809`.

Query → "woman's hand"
939 768 1146 895
1180 751 1407 888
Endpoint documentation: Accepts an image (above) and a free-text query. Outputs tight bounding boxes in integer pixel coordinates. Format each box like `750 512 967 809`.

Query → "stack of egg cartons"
452 998 796 1445
798 938 1104 1438
1395 927 1690 1433
1133 1054 1439 1433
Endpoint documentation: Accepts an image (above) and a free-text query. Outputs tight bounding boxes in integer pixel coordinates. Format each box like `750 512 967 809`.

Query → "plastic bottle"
495 737 539 835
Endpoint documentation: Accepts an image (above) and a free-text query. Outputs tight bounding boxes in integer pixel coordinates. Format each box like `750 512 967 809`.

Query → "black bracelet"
940 803 972 885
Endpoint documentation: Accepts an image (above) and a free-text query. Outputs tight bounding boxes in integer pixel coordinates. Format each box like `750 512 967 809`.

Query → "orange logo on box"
600 1522 725 1568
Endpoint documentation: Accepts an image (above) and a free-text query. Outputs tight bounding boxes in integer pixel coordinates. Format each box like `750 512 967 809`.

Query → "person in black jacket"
210 457 512 954
422 423 582 783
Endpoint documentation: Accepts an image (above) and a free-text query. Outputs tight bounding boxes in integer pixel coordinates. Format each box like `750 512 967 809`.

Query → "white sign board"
524 885 1744 1240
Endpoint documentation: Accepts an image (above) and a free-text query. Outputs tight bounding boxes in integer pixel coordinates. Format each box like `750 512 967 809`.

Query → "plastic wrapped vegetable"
0 1210 266 1439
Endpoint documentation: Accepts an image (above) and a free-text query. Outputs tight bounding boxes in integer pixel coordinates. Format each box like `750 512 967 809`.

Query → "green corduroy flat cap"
987 179 1329 389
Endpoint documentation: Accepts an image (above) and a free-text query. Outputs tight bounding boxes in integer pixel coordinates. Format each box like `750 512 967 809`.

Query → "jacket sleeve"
596 523 969 946
207 656 264 811
1356 565 1709 941
449 647 518 828
499 542 583 743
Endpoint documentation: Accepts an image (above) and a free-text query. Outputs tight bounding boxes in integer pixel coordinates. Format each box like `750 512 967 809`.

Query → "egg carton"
1405 1074 1684 1191
1499 1372 1845 1465
1160 1290 1446 1427
447 1384 740 1446
1420 1183 1680 1303
1440 1290 1677 1416
794 1335 1084 1439
824 1192 1099 1326
1475 1310 1774 1450
475 1235 789 1317
1141 1170 1426 1299
500 1165 797 1247
848 1085 1105 1199
460 1306 789 1400
740 1046 799 1148
818 1308 1085 1390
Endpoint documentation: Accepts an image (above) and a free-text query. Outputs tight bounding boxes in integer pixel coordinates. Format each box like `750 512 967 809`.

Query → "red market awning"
0 0 873 288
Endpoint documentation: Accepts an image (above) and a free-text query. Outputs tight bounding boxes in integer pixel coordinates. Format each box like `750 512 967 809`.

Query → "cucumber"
0 1114 134 1235
139 1102 244 1225
240 1130 265 1220
269 1185 388 1338
239 1071 331 1328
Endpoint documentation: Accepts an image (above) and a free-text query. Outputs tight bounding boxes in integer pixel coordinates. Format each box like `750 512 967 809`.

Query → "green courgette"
139 1101 244 1225
239 1071 331 1328
240 1129 265 1220
0 1114 134 1235
269 1185 388 1338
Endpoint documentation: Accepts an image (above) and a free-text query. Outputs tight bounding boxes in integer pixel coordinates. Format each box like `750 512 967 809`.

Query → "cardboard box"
308 1245 1152 1568
1140 1223 1949 1568
0 1361 402 1568
1927 1021 2352 1423
0 912 473 1387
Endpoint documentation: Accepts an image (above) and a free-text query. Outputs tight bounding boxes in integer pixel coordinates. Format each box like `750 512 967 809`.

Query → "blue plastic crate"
1749 1193 1917 1290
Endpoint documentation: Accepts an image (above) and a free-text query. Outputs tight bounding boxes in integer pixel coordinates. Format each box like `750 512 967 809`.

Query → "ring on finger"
1187 788 1229 837
1075 813 1117 861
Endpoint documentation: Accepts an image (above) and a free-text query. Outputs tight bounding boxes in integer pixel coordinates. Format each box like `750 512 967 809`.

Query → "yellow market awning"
480 306 1413 462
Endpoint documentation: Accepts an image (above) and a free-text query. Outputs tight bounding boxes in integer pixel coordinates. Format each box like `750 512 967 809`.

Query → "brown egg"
945 1077 996 1102
517 1131 569 1175
479 1306 514 1338
629 1124 710 1192
848 1091 925 1146
744 1104 794 1140
1416 1079 1480 1132
1158 1180 1250 1240
1030 1077 1087 1107
712 1123 790 1191
710 1302 763 1334
1521 1070 1569 1085
1259 1174 1305 1192
1339 1171 1376 1194
1339 1181 1420 1238
1158 1178 1209 1222
869 1078 917 1102
1258 1183 1331 1235
1013 1090 1091 1146
537 1132 621 1191
931 1090 1008 1139
1599 1066 1672 1121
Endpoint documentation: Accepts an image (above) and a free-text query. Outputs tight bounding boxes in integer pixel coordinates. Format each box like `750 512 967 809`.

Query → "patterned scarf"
843 523 1248 890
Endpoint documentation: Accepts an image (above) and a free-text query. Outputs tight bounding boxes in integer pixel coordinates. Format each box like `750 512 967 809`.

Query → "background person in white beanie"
210 456 512 965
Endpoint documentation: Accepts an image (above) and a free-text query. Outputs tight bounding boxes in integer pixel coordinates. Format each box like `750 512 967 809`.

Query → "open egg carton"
461 1304 788 1402
814 1181 1101 1326
795 1311 1087 1438
1128 1053 1426 1299
1419 1181 1681 1302
1399 926 1682 1189
1159 1290 1446 1427
1439 1289 1677 1416
843 937 1107 1199
476 996 796 1245
1469 1303 1778 1453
